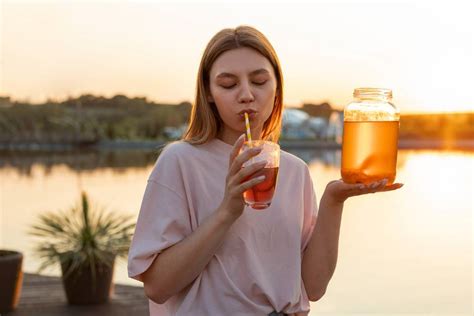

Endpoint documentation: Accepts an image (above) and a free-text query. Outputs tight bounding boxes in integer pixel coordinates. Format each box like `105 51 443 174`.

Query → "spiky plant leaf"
29 191 135 281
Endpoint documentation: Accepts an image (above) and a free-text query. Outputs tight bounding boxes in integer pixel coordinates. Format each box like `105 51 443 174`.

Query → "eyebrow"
215 68 270 79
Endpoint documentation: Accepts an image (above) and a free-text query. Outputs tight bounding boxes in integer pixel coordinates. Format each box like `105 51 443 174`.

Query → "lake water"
1 148 472 315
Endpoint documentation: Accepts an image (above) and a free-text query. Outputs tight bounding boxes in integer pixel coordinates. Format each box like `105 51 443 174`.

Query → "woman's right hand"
218 134 267 221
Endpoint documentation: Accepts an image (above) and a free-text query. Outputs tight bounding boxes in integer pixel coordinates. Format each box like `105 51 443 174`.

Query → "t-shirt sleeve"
128 146 192 282
301 166 318 252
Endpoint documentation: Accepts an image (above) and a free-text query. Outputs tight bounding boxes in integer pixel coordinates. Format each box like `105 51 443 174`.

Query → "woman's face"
208 47 277 143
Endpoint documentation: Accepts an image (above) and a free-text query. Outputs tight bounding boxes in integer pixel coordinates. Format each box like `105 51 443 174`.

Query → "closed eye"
221 84 236 89
220 81 267 89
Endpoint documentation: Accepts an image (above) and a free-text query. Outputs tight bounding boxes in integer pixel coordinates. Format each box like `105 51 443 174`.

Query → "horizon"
2 92 474 116
1 0 473 114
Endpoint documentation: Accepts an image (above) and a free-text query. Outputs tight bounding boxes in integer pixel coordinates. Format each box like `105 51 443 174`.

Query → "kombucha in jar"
341 88 400 185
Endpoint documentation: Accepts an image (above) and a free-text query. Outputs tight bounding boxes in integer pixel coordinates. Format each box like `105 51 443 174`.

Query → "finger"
233 160 267 183
228 134 246 169
343 182 367 191
360 178 387 189
380 183 404 191
338 181 372 192
346 180 387 195
229 145 263 176
354 186 378 195
336 178 388 196
368 180 402 191
236 174 266 194
335 179 382 191
370 178 388 188
357 182 403 194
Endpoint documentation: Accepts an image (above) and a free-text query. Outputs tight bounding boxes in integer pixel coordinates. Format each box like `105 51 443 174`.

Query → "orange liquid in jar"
243 167 279 210
341 121 399 185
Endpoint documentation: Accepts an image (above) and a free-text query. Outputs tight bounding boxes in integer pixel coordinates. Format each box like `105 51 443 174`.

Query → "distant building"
163 124 188 140
162 107 344 142
282 109 317 139
306 117 328 139
281 108 343 142
326 111 343 144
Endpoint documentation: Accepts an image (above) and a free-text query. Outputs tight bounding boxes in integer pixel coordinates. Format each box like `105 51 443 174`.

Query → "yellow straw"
244 112 252 146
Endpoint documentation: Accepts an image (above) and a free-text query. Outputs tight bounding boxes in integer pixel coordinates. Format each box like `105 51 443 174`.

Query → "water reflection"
285 148 341 166
1 147 346 177
1 147 415 177
0 149 160 177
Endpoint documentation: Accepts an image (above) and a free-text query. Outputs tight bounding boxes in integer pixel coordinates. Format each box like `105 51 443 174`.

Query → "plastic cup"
241 140 280 210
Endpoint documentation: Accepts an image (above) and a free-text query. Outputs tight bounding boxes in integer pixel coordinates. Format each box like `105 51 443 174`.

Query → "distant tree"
300 102 335 120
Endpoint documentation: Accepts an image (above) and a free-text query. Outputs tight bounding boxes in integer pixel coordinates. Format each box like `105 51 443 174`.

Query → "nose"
237 82 255 104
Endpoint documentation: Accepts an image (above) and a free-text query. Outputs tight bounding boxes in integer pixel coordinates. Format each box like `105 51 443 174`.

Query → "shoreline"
0 139 473 152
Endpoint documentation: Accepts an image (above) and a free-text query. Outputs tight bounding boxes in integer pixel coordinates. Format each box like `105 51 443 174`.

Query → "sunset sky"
1 0 473 113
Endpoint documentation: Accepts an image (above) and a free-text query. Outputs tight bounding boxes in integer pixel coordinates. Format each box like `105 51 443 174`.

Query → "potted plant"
0 250 23 313
29 191 135 305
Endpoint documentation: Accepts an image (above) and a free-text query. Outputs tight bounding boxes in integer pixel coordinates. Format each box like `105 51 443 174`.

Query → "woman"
128 25 403 315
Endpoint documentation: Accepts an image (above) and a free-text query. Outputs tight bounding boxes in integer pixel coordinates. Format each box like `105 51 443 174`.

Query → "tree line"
0 94 472 145
0 95 191 144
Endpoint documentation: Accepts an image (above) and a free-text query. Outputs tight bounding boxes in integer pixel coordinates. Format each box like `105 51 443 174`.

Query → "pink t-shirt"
128 138 318 315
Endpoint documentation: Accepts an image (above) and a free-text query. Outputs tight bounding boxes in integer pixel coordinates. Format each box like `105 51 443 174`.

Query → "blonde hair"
183 25 284 144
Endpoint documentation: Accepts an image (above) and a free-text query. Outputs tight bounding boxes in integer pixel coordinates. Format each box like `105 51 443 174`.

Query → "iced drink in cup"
241 140 280 210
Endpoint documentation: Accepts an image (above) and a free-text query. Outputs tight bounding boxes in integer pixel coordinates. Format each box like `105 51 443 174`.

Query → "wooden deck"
9 273 149 316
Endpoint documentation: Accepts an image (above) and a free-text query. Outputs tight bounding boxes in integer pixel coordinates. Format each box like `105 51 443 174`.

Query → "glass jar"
341 88 400 185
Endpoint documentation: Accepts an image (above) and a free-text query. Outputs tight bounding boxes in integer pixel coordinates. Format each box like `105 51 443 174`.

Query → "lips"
238 109 257 115
238 111 257 120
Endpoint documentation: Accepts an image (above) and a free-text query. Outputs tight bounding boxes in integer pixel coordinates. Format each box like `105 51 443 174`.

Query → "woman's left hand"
325 179 404 204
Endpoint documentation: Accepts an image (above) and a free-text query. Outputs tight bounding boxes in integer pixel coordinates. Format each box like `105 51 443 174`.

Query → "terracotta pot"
0 250 23 313
60 256 115 305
